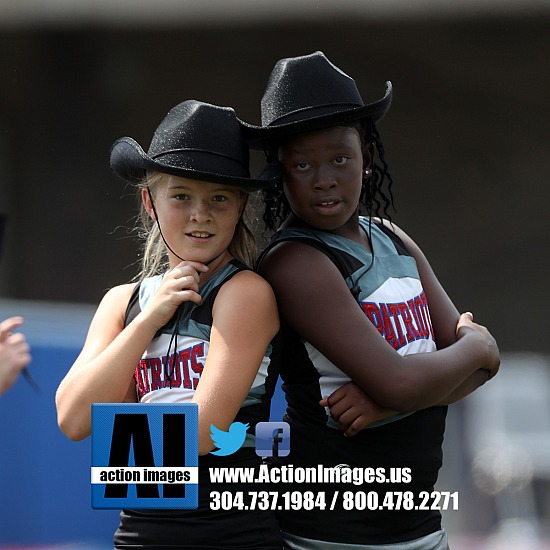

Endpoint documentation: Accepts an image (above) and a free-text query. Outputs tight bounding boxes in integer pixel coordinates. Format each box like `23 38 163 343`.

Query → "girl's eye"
174 194 190 200
294 162 310 171
212 195 228 202
333 156 349 165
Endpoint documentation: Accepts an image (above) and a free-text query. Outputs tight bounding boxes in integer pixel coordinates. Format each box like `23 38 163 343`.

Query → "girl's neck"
284 211 372 251
202 250 233 283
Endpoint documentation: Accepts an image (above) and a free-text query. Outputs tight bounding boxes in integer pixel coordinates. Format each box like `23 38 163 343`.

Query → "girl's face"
279 126 368 233
143 175 247 268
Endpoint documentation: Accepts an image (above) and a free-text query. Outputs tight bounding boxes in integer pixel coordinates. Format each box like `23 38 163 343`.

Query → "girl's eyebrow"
167 184 189 190
286 143 351 157
326 141 354 150
167 183 236 194
285 145 313 156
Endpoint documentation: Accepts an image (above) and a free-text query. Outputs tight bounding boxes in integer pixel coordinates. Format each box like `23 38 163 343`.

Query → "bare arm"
56 283 155 440
56 261 207 441
390 222 498 403
435 368 490 404
191 270 279 455
323 364 490 436
260 231 498 412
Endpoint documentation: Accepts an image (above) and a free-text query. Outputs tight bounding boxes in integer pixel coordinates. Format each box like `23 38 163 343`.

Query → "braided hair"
260 122 395 233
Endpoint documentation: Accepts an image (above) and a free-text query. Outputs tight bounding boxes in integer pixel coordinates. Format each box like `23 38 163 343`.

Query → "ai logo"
91 403 198 509
255 421 290 458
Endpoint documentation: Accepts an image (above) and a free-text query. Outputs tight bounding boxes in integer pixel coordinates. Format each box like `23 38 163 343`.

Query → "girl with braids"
240 52 500 550
56 100 283 549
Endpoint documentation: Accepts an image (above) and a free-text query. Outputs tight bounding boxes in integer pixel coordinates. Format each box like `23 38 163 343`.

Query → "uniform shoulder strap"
123 282 141 328
373 220 412 256
257 232 361 300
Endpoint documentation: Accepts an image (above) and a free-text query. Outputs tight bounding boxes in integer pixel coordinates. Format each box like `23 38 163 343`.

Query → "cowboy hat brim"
241 81 393 150
110 137 277 191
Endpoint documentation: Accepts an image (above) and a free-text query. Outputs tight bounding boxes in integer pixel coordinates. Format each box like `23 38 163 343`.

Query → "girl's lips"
315 196 341 206
186 231 214 242
313 197 342 214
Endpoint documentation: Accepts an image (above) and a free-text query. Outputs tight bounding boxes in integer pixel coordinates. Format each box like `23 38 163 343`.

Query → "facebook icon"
255 422 290 458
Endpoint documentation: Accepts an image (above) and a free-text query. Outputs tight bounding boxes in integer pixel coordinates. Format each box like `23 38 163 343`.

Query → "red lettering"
191 343 205 389
362 292 435 351
163 352 182 388
134 360 149 399
133 341 207 397
150 358 162 390
361 303 384 335
407 298 423 339
387 303 406 348
399 302 420 342
413 296 429 338
379 304 399 350
179 348 192 389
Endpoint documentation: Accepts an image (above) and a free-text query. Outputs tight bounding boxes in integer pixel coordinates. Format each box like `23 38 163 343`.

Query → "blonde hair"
136 172 257 280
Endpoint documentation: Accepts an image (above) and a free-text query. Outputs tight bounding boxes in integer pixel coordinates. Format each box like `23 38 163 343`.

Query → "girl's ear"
141 187 156 220
362 142 374 171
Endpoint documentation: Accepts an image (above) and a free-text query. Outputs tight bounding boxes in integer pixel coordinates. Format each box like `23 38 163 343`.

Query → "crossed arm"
260 221 499 435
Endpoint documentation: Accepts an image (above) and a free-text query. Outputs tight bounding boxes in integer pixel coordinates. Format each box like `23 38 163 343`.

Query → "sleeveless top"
114 259 284 549
124 259 279 446
260 217 448 545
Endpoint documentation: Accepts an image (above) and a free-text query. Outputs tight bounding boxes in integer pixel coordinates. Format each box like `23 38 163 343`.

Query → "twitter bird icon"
210 422 250 456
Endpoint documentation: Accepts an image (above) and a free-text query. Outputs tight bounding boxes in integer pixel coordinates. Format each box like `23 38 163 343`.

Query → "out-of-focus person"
0 316 32 394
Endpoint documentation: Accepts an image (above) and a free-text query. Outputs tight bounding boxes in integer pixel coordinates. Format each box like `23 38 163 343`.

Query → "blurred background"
0 0 549 548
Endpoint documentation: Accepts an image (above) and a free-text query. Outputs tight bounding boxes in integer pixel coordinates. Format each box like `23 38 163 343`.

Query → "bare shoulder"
217 269 276 304
93 282 139 326
213 269 279 334
260 239 341 282
100 282 137 308
74 282 140 365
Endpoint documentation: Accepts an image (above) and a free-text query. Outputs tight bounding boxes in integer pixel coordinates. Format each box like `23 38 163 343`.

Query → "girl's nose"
314 167 337 190
190 201 211 223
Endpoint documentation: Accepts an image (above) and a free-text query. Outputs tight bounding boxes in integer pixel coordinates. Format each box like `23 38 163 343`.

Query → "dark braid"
262 182 289 232
261 146 291 232
260 122 396 233
361 124 396 221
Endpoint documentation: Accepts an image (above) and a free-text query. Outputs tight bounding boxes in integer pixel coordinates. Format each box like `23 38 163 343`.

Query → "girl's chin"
299 207 356 229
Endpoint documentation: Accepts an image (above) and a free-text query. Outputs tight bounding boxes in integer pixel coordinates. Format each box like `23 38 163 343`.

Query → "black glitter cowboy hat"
110 100 276 190
240 51 392 149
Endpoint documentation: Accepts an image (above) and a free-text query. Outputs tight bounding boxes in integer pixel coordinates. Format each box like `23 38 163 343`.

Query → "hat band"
268 102 364 127
152 147 249 171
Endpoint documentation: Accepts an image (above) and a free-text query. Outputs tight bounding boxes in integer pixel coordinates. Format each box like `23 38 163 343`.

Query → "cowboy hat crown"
110 100 275 190
241 51 392 149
